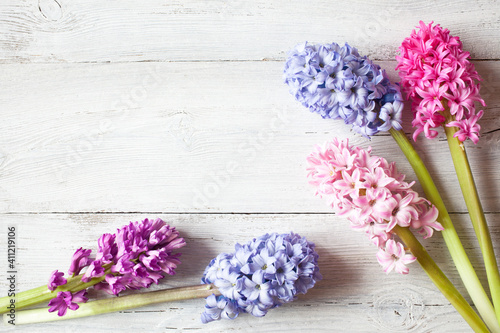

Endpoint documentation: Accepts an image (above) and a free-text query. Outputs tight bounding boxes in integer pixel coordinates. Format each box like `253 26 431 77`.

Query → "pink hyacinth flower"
377 240 416 274
447 110 484 144
396 21 486 143
307 138 442 274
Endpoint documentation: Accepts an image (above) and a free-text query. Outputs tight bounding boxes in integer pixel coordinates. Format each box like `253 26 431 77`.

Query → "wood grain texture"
1 213 498 333
0 1 499 332
0 0 499 63
0 61 498 213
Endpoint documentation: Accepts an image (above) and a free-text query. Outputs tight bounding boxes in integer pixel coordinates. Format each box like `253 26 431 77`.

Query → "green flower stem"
6 284 220 325
0 269 110 314
393 226 488 332
389 128 499 332
443 109 500 325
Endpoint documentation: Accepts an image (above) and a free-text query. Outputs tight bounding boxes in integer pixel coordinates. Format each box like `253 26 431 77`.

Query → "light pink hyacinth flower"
307 138 442 274
377 239 417 274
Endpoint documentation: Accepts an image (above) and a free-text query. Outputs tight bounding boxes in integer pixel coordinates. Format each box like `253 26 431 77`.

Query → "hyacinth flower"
6 232 321 325
283 42 404 137
307 138 487 331
396 20 500 325
199 232 321 323
284 42 499 332
0 218 186 315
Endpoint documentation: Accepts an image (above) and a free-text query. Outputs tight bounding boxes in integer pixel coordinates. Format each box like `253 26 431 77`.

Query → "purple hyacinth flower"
89 218 185 293
379 100 404 131
200 232 321 323
214 270 244 301
47 290 88 317
81 260 105 283
93 274 129 295
68 247 92 276
200 294 239 324
241 271 273 306
201 253 234 284
270 253 298 286
241 248 277 276
48 218 186 318
338 77 369 109
284 42 403 138
47 270 67 291
96 234 117 264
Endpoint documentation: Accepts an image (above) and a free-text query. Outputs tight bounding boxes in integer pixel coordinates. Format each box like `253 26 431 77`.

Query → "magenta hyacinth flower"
47 290 88 317
307 138 442 274
46 218 186 316
396 21 485 143
68 248 92 276
47 270 67 291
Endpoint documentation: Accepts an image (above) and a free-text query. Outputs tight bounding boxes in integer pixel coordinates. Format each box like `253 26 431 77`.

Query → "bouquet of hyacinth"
0 218 321 325
284 38 499 332
396 21 500 328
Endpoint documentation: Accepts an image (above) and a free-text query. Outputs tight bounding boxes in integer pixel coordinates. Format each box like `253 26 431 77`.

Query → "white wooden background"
0 1 499 332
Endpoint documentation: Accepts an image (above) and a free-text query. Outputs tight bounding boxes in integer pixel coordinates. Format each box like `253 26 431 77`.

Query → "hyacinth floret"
306 138 443 274
396 21 485 143
47 290 88 317
284 42 403 138
200 232 322 323
47 218 186 316
47 270 67 291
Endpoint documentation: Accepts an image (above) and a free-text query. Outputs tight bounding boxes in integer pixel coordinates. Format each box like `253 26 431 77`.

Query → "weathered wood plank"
0 0 499 63
0 61 498 213
1 2 498 332
2 213 495 332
